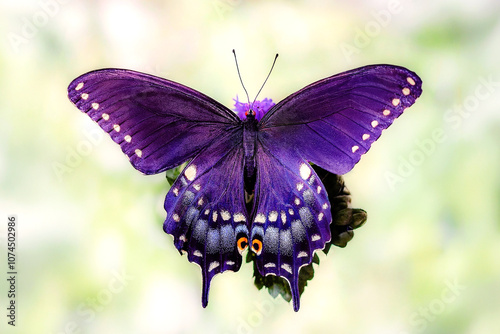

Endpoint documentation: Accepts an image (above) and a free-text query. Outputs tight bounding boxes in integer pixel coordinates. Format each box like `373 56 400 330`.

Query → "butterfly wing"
250 65 422 310
259 64 423 174
163 130 249 307
68 69 248 306
67 69 241 174
250 140 332 311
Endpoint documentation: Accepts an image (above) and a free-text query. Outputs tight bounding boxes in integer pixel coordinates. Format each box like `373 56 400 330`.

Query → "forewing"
68 69 241 174
163 130 249 307
249 139 332 311
259 65 422 174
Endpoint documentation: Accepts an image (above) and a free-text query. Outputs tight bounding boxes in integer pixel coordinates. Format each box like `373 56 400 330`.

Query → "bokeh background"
1 0 500 333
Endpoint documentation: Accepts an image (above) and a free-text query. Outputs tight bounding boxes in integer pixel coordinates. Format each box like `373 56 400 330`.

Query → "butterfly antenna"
252 53 279 107
232 49 251 105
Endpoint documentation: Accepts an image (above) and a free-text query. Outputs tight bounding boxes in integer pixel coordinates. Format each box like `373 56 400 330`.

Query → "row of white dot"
75 82 143 158
351 77 415 154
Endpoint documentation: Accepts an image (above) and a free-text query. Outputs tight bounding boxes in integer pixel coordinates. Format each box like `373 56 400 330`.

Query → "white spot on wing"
371 120 379 128
299 163 311 180
173 214 180 222
297 251 308 258
264 263 276 268
318 212 324 221
184 165 197 181
134 149 142 158
281 263 292 274
383 109 391 116
268 211 278 222
254 213 266 224
75 82 84 91
362 134 370 141
322 203 329 209
179 235 187 242
193 250 203 257
193 184 201 191
102 113 109 120
113 124 120 132
402 87 410 95
173 188 179 196
392 98 400 106
197 198 204 206
81 93 89 100
212 211 218 222
281 211 287 224
317 186 322 194
221 210 231 221
296 183 304 191
91 102 99 110
209 261 220 272
294 198 300 205
311 234 321 241
124 135 132 143
226 260 235 266
288 208 294 215
204 209 210 215
407 77 416 86
352 145 359 153
234 213 246 222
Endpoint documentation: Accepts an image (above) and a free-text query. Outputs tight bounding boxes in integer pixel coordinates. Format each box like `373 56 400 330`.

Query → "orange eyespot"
237 237 248 254
251 239 263 256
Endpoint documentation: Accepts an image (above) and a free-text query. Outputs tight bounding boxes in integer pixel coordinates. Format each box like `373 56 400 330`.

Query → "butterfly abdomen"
242 114 259 202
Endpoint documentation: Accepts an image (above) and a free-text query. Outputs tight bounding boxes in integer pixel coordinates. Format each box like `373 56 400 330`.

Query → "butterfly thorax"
242 111 259 205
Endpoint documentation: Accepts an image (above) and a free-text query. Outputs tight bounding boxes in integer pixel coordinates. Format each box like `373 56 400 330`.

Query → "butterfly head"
233 96 275 121
232 50 278 122
245 109 256 118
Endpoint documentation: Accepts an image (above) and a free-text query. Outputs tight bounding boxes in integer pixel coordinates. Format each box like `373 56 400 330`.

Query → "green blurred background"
1 0 499 333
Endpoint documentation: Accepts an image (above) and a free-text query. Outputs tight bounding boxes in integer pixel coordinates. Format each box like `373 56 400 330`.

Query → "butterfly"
67 62 422 311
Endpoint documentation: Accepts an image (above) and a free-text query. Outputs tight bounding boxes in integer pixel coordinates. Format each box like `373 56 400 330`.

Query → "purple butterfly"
67 62 422 311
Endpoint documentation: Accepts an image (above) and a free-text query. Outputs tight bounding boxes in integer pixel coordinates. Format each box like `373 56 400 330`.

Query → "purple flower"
233 96 275 121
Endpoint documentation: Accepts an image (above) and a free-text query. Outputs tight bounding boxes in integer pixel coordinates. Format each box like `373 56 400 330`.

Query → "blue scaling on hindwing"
249 140 333 311
163 130 249 307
